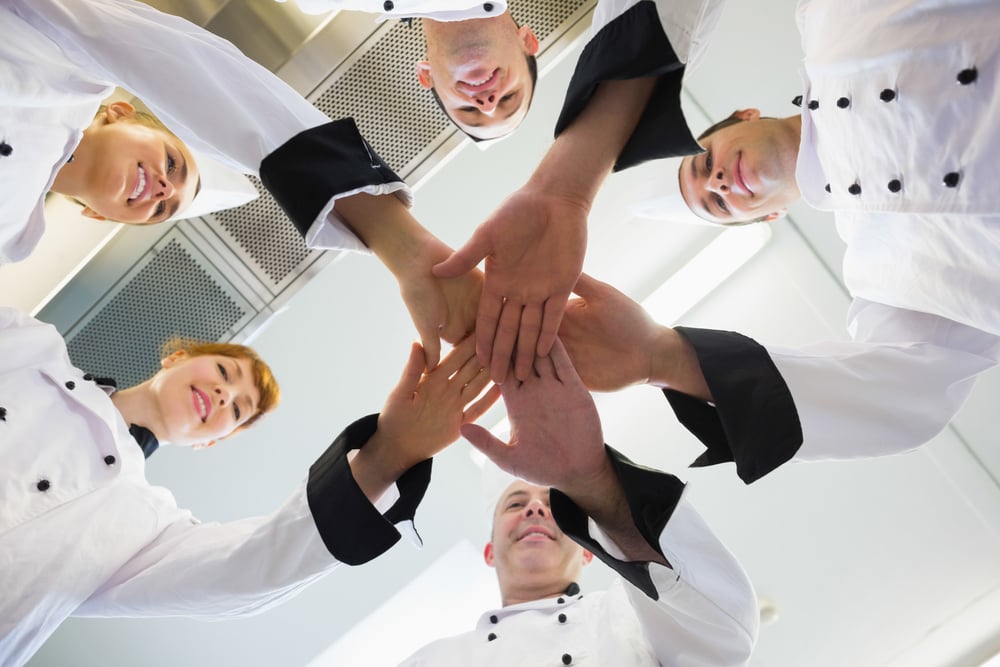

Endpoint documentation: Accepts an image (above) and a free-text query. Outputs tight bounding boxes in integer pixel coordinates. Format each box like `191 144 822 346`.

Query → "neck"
498 576 574 607
110 382 164 439
50 124 99 199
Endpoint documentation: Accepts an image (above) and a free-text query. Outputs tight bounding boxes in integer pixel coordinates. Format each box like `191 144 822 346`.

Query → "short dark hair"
697 112 745 142
430 53 538 142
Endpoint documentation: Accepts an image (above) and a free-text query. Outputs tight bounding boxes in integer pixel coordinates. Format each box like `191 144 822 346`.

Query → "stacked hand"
355 336 500 498
397 235 483 370
558 273 663 391
433 186 588 383
460 338 607 494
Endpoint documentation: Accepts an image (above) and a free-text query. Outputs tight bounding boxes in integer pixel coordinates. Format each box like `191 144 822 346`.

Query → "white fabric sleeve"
76 481 340 619
770 299 1000 461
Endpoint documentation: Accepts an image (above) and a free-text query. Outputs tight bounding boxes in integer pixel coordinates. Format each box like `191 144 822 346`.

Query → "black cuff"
306 414 432 565
259 118 404 238
664 327 803 484
550 446 685 601
554 0 702 172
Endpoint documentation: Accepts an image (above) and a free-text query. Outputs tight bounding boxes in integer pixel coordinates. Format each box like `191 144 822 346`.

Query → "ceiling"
20 1 1000 666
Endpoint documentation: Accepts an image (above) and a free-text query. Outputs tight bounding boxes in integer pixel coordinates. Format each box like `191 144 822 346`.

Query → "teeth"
194 391 207 420
129 167 146 201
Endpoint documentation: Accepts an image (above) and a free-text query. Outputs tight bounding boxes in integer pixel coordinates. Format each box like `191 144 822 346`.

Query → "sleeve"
664 300 1000 483
550 446 758 666
75 414 432 619
554 0 717 171
8 0 411 251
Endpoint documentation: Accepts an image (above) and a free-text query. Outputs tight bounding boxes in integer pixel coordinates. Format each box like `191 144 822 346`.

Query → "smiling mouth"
459 68 500 93
192 387 210 422
736 154 754 196
128 165 148 202
517 527 555 542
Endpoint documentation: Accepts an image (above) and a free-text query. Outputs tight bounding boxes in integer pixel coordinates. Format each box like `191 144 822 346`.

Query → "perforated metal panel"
65 232 255 387
212 175 314 289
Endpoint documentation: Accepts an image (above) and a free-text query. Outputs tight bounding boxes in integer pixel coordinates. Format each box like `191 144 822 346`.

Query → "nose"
472 91 499 114
524 498 547 518
707 168 730 195
152 174 175 200
213 385 231 407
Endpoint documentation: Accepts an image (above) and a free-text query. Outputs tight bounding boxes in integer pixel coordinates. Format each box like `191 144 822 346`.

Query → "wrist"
647 325 677 387
349 431 410 503
334 193 438 277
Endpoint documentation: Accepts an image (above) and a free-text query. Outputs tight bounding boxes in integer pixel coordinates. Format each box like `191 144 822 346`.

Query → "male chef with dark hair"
434 0 1000 483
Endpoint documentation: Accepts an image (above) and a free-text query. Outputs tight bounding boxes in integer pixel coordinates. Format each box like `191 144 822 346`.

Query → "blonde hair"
161 338 280 430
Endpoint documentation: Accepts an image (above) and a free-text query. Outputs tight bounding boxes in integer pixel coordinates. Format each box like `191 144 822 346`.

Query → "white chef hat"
168 152 260 222
625 155 730 227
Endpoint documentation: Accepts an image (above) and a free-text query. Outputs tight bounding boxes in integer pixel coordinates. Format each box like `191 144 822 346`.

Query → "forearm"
530 77 656 206
560 459 666 565
334 192 441 279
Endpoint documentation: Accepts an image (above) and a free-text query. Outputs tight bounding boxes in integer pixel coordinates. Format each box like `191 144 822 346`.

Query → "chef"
4 0 479 368
281 0 540 141
432 0 725 382
0 308 497 666
630 0 1000 479
402 339 758 666
442 0 1000 479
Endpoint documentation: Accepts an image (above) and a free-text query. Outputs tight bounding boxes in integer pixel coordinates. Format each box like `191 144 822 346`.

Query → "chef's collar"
128 424 160 459
85 374 160 459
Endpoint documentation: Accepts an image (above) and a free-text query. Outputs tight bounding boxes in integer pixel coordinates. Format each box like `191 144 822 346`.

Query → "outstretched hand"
460 338 607 493
433 186 588 383
376 335 500 475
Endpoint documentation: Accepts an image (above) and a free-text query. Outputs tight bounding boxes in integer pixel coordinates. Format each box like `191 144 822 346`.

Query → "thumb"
394 342 428 394
432 232 492 279
460 423 515 473
415 322 443 369
572 272 609 300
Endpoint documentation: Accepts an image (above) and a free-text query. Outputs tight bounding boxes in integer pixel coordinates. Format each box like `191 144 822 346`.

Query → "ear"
416 61 434 90
483 542 496 567
763 208 788 222
518 25 540 56
105 100 137 124
160 349 188 369
80 206 107 221
581 549 594 566
733 108 761 122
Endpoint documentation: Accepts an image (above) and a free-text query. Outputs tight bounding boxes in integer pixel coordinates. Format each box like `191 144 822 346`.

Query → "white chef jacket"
402 451 758 666
556 0 1000 481
290 0 508 22
1 0 410 264
751 0 1000 466
0 307 425 667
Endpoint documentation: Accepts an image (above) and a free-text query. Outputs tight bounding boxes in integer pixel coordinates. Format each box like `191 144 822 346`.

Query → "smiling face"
417 16 539 140
148 351 261 447
485 481 591 604
73 102 200 224
678 109 802 224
